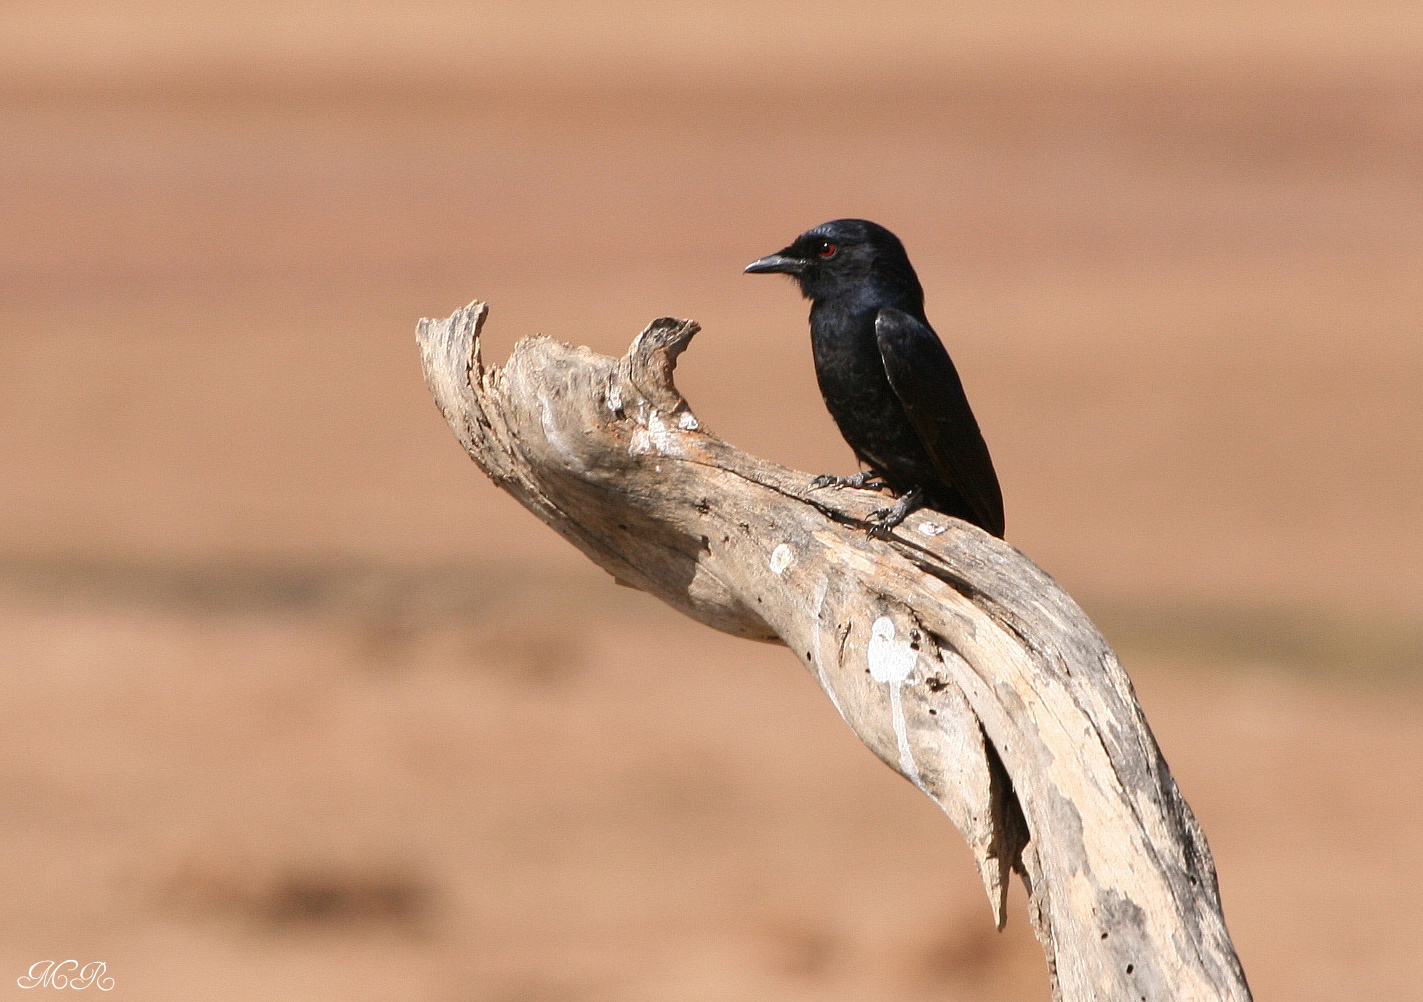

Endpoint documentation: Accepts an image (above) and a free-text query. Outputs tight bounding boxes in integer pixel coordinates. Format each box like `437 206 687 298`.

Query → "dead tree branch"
417 301 1251 1002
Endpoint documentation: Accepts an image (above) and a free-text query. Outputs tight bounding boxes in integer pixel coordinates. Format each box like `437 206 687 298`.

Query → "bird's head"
744 219 921 307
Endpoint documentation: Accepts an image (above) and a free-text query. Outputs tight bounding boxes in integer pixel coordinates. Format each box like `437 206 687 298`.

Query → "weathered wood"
417 301 1252 1002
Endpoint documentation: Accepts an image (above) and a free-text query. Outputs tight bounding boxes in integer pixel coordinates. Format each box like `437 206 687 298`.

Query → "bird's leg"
867 486 926 537
808 471 889 492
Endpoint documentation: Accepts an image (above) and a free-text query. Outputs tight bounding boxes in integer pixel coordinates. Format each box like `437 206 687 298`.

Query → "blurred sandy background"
1 3 1420 999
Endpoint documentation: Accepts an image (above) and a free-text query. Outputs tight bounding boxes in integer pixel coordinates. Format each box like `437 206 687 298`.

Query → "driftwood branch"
417 301 1252 1002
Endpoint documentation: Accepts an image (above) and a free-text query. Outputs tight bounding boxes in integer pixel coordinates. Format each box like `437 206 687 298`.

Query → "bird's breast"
809 310 889 410
808 306 937 485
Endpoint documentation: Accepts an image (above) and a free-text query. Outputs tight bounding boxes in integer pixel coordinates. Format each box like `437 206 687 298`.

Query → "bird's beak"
744 253 805 275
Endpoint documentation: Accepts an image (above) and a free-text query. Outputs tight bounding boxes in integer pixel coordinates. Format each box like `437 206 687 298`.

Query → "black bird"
745 219 1004 537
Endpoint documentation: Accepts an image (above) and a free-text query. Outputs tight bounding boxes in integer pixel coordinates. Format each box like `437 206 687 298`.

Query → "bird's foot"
809 471 888 492
867 487 926 538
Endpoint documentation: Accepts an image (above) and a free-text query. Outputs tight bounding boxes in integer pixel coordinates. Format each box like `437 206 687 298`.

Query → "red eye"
819 241 838 259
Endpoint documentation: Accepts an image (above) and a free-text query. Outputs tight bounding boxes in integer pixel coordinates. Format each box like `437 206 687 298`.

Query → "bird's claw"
865 487 926 538
808 472 887 492
866 508 905 539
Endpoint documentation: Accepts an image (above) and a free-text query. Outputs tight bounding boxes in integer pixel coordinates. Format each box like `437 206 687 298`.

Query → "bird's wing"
875 307 1005 536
